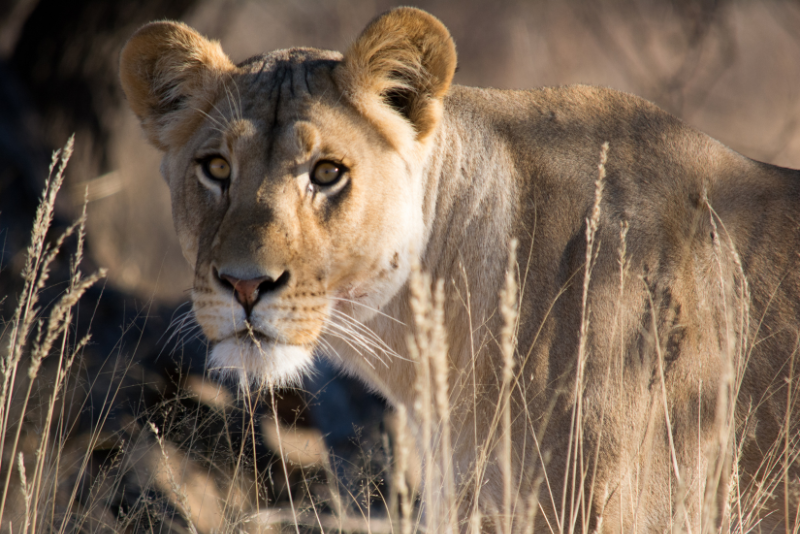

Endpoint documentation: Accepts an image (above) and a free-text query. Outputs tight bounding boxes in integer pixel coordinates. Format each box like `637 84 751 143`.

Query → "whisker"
194 106 227 133
323 321 387 365
222 80 238 124
231 77 243 122
328 296 406 325
330 313 396 357
322 311 415 369
162 303 197 342
165 318 203 350
320 325 378 370
315 336 343 362
329 308 411 362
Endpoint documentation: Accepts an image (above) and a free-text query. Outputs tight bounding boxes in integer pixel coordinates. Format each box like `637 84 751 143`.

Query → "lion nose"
222 275 267 308
216 270 290 313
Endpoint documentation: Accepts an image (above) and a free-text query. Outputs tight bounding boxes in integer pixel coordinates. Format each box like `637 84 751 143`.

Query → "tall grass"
0 138 107 532
381 142 799 534
1 140 797 534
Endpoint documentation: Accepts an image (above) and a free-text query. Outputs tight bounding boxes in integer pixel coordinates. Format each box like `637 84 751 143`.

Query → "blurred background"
0 0 799 531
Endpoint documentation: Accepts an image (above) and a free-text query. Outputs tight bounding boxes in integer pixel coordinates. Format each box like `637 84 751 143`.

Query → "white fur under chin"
208 338 314 389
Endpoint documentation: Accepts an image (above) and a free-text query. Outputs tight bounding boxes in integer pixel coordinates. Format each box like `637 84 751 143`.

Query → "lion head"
120 9 456 386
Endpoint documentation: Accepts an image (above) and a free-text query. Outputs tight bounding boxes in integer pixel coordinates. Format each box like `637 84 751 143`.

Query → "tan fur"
120 8 800 532
119 20 235 150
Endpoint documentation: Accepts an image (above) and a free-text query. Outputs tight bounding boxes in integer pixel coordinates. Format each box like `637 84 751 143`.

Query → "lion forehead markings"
236 50 342 124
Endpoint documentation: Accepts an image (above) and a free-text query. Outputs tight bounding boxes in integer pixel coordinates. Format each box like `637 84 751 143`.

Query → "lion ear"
336 7 457 142
119 21 235 151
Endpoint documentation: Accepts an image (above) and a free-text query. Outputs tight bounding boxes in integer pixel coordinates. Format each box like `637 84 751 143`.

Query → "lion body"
120 9 800 532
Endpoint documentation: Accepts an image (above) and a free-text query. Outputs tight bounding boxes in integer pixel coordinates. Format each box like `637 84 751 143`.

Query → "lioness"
120 7 800 532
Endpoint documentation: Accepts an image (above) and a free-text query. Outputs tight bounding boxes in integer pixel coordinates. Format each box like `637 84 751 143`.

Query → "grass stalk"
562 141 608 534
500 239 518 534
148 422 200 534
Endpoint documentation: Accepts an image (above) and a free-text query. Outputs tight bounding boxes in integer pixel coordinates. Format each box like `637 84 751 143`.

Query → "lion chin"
208 337 315 389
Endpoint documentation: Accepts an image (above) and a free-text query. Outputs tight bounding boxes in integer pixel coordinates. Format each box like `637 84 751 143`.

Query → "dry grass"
0 139 108 533
0 140 312 533
2 137 800 533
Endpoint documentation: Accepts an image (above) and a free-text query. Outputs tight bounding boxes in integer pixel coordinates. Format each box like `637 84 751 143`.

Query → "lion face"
120 11 456 385
169 52 426 385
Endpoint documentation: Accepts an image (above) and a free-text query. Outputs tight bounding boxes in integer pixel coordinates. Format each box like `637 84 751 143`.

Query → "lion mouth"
233 328 274 345
208 336 314 388
226 326 312 353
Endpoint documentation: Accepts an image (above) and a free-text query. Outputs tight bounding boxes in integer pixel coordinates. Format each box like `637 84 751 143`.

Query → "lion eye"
311 161 344 186
202 157 231 181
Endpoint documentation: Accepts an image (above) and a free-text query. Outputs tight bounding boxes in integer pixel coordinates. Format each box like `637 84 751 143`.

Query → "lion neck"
339 86 519 420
